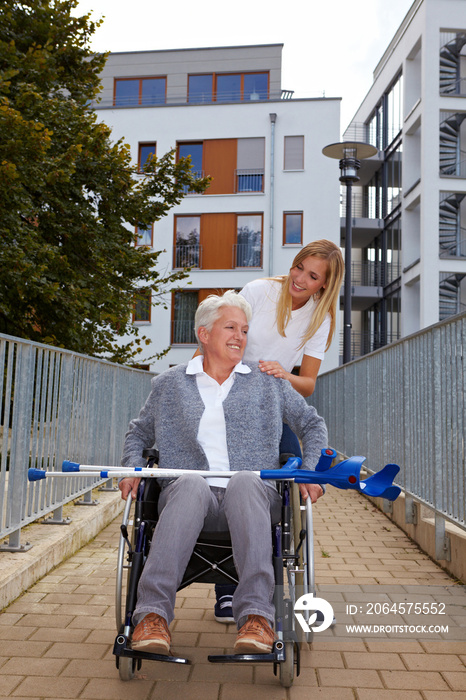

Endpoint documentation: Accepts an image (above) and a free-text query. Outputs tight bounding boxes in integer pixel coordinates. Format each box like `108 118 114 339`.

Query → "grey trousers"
133 471 282 629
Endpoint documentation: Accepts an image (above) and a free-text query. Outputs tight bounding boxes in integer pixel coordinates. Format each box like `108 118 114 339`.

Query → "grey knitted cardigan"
121 364 328 473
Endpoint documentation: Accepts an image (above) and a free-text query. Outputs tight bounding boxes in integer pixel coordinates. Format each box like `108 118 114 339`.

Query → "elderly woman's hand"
298 483 323 503
118 477 141 500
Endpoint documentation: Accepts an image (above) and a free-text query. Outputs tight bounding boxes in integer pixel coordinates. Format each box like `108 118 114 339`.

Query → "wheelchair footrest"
113 634 190 665
208 641 285 664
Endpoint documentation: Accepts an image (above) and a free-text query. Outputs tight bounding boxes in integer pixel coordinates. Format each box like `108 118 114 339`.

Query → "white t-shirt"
239 278 330 372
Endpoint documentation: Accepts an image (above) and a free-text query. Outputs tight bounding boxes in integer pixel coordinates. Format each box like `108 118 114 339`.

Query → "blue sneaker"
214 583 236 623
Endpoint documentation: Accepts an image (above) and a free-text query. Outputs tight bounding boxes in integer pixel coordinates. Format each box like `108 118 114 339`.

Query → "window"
188 72 269 103
135 224 153 247
177 138 265 195
174 213 263 270
174 216 201 268
133 289 151 323
283 212 303 245
172 289 229 344
172 291 198 344
284 136 304 170
235 214 263 267
236 138 265 192
138 142 156 172
114 77 166 106
188 74 213 103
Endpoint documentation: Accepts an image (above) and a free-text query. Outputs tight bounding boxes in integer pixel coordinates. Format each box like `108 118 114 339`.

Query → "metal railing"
91 89 287 110
0 333 154 551
338 330 400 360
172 320 197 345
440 76 466 96
440 234 466 258
174 244 202 268
440 157 466 179
234 169 264 193
311 312 466 557
233 243 263 268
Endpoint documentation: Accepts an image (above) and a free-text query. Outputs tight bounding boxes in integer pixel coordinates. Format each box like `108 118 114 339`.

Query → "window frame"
114 76 167 107
283 212 303 246
133 288 151 324
138 142 156 173
284 135 305 171
134 224 153 248
187 71 269 103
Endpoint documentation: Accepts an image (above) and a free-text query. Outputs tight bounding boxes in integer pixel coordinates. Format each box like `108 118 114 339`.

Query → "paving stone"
343 651 406 669
318 668 384 687
401 652 465 671
149 681 220 700
379 669 451 690
11 676 87 698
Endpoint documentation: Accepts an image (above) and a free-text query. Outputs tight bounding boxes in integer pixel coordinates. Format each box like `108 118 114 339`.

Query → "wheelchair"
113 449 319 688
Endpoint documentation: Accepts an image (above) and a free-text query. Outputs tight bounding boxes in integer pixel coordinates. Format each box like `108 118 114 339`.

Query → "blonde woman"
214 240 344 623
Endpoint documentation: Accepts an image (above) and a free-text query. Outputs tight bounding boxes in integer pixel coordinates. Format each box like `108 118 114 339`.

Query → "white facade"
94 45 341 373
343 0 466 351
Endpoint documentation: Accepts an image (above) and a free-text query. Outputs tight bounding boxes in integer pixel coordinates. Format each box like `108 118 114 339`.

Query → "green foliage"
0 0 209 363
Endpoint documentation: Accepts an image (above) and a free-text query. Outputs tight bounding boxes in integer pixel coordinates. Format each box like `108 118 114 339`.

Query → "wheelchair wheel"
279 640 295 687
118 656 137 681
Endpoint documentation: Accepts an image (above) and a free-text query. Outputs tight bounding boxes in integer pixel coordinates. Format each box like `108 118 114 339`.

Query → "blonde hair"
275 240 344 352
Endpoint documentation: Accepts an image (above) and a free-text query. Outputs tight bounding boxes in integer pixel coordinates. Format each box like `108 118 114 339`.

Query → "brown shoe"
131 613 171 655
234 615 275 653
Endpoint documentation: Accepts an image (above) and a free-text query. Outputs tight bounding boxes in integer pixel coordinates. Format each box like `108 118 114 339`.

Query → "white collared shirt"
186 356 251 487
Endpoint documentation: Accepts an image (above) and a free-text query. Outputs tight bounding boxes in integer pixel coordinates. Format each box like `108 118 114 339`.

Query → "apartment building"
93 44 341 372
341 0 466 357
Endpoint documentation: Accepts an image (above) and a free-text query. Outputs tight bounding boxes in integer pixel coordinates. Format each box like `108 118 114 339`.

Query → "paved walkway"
0 486 465 699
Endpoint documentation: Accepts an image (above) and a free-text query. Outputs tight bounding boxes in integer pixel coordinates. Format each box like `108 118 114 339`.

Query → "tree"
0 0 209 363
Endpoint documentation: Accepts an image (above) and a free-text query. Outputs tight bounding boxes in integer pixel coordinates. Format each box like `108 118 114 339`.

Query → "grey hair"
195 290 252 348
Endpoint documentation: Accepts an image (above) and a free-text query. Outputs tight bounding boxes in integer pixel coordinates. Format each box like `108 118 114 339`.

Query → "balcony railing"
440 76 466 96
174 244 202 269
440 157 466 179
233 243 262 268
339 330 400 361
340 189 381 219
182 170 206 194
91 89 288 110
235 169 264 193
440 235 466 258
172 319 196 345
346 261 400 288
342 122 401 149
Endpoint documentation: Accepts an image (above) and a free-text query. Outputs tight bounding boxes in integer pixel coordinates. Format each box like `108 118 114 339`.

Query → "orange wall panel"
203 139 237 195
201 213 236 269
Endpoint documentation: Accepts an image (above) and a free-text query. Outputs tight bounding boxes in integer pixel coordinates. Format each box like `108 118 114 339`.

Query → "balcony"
339 330 400 361
233 243 262 268
172 319 196 345
182 170 206 194
173 243 263 269
174 244 202 269
234 169 264 193
439 157 466 179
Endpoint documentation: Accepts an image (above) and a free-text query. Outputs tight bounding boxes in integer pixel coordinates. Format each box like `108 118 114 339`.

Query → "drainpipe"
269 113 277 275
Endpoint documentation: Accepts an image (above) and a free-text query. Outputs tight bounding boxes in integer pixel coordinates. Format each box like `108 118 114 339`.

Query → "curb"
0 488 124 611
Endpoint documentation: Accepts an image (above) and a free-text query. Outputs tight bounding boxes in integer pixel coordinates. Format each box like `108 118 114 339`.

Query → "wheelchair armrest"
143 448 159 462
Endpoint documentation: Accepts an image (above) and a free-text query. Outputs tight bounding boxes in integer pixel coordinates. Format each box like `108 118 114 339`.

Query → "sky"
74 0 415 130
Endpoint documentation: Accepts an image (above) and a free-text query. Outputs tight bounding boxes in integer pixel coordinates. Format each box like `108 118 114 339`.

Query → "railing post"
435 514 451 561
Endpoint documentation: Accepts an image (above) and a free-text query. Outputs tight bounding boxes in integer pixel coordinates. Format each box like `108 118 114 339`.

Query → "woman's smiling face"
289 255 328 309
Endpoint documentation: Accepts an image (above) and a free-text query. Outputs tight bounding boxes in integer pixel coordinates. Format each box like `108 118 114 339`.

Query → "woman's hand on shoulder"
258 360 289 381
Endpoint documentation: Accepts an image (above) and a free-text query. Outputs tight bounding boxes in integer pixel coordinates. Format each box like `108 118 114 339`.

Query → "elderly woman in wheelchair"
118 290 326 664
